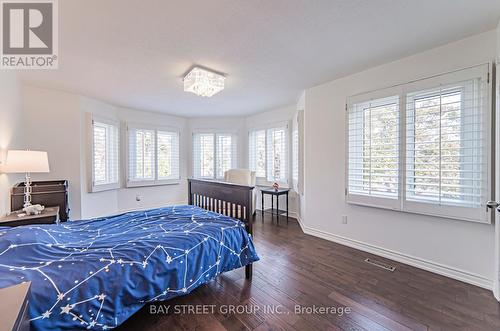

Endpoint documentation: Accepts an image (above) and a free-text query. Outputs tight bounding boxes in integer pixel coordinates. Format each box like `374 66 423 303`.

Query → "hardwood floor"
119 213 500 331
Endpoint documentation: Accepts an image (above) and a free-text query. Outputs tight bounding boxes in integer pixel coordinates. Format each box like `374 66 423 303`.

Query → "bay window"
249 124 288 184
192 132 237 180
127 124 180 187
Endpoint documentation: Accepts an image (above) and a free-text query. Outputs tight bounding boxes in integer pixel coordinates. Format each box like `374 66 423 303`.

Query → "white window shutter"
292 112 299 190
92 124 107 183
404 65 489 221
193 132 237 180
215 133 237 179
249 130 266 178
266 126 287 183
347 95 400 205
91 118 120 192
126 124 181 187
193 133 215 179
128 128 156 182
157 130 180 180
346 64 490 222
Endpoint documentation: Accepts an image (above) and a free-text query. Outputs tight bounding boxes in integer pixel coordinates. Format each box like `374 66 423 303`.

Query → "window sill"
346 198 490 224
255 178 289 189
126 179 181 188
91 183 120 193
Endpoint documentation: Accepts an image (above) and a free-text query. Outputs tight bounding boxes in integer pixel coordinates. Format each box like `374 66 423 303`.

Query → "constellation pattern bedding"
0 205 259 330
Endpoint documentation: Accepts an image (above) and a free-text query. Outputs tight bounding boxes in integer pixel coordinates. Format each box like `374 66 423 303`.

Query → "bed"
0 179 258 330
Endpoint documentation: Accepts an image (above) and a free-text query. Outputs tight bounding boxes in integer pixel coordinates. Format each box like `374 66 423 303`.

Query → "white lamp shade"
4 150 50 173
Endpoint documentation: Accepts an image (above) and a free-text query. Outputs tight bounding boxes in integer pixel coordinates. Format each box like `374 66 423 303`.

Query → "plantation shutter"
404 65 489 221
126 125 181 186
346 93 400 209
157 130 180 180
128 127 156 182
91 118 120 191
292 112 299 190
346 64 490 222
249 130 266 178
193 133 215 179
266 126 287 183
193 132 237 179
215 134 237 179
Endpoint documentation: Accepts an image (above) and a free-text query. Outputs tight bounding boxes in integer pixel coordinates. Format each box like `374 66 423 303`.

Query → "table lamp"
3 150 50 208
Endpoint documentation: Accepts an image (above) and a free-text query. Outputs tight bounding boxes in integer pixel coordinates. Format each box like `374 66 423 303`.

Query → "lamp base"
23 173 32 209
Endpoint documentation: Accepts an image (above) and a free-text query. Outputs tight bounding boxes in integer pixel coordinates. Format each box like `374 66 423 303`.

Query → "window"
346 64 490 222
249 124 288 184
249 130 266 178
292 114 299 189
157 131 180 180
127 125 180 186
292 110 304 194
91 117 120 192
192 132 237 179
347 94 400 209
404 72 488 221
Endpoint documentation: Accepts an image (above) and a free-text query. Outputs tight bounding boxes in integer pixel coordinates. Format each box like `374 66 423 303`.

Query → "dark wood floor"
119 213 500 331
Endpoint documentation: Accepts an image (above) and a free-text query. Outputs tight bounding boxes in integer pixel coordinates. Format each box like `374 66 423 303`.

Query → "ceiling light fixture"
183 67 225 97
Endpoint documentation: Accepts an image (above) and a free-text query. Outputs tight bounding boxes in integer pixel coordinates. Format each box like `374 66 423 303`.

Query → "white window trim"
345 63 492 223
88 113 121 193
126 123 181 188
292 112 299 190
401 65 491 222
192 130 238 180
248 121 291 187
345 86 402 210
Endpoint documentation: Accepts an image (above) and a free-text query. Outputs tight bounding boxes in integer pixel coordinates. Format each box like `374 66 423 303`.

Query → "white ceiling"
20 0 500 117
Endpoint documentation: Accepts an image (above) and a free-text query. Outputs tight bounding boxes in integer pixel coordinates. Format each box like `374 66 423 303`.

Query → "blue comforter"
0 205 259 330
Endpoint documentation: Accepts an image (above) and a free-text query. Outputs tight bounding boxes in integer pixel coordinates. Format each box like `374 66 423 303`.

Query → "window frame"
89 114 120 193
345 86 402 210
345 64 492 223
248 121 290 187
292 112 300 190
402 65 491 222
192 131 238 180
126 123 181 188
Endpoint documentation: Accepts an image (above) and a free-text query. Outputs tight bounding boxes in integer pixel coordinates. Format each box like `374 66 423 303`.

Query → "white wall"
302 30 498 288
0 72 23 217
22 86 189 219
23 86 83 218
80 97 189 218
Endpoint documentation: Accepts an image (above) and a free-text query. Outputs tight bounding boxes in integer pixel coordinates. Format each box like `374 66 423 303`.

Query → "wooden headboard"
188 178 254 224
188 178 255 279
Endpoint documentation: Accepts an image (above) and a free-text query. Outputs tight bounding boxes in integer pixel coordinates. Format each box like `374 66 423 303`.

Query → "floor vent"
364 258 396 272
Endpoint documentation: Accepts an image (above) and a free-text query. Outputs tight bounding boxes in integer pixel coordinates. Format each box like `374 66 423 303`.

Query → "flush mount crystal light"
183 67 225 97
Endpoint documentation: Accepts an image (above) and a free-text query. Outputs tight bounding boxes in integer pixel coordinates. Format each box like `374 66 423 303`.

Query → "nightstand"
0 206 60 227
260 187 290 224
0 282 31 331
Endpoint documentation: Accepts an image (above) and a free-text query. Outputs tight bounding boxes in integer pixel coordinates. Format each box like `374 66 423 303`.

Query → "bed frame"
187 178 254 279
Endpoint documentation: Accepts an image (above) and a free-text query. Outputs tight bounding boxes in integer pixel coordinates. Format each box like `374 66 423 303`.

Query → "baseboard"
296 217 492 290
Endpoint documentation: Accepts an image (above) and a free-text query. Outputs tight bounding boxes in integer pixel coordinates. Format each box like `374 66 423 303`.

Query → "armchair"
224 169 257 215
